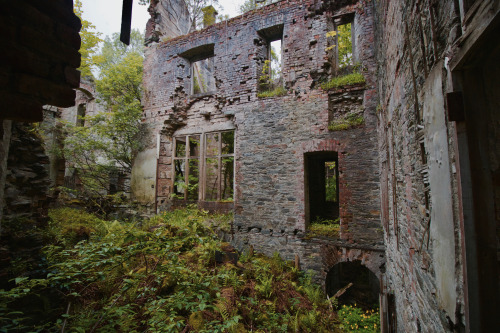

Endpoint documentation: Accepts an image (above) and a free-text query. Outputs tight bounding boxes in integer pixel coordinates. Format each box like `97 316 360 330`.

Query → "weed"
321 72 366 90
257 86 287 98
328 111 364 131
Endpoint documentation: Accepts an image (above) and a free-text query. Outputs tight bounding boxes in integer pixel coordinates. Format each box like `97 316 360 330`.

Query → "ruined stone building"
133 0 499 331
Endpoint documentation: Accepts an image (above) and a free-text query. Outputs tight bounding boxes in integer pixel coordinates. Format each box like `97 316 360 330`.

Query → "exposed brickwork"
140 0 383 289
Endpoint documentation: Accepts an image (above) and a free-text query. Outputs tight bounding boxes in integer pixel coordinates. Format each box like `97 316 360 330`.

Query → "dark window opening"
326 261 380 309
305 152 339 224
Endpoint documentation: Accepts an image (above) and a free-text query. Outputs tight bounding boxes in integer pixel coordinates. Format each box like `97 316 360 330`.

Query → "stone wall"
145 0 191 45
0 123 52 288
374 0 499 331
140 0 384 287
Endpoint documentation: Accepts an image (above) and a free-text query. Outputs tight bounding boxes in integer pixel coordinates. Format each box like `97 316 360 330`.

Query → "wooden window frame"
173 130 234 202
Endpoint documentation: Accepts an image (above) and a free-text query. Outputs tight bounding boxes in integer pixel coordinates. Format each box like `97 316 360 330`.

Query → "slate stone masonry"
141 0 383 287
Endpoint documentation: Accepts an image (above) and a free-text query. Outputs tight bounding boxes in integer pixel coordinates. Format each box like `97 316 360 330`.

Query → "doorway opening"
305 151 339 225
326 260 380 309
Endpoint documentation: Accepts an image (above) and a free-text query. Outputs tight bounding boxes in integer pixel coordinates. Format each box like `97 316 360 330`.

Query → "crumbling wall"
374 0 499 331
140 0 383 286
145 0 191 45
0 123 52 288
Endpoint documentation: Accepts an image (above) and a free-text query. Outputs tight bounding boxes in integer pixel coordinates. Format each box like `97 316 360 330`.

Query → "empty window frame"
173 135 201 200
191 56 216 94
329 15 355 69
173 130 234 202
179 44 216 95
76 104 86 127
258 24 284 92
204 131 234 201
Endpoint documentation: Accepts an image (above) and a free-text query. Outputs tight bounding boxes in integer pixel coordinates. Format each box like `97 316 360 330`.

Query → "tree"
239 0 278 14
93 30 144 73
73 0 102 78
62 32 146 210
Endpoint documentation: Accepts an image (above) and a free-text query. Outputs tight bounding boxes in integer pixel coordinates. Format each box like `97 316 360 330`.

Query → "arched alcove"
325 260 380 308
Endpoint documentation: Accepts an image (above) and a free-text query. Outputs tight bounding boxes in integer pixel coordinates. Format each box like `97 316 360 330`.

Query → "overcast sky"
81 0 244 39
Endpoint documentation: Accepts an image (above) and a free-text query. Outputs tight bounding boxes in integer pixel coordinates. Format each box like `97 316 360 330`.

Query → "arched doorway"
325 260 380 309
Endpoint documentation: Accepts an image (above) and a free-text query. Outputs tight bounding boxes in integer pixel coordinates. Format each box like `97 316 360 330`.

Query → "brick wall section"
0 0 81 122
141 0 383 284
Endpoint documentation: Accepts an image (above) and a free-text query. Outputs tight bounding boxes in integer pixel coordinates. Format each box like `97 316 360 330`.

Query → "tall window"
257 24 284 93
173 135 201 200
173 131 234 202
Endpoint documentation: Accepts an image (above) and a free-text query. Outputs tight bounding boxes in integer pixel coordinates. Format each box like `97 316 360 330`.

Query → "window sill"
189 91 216 99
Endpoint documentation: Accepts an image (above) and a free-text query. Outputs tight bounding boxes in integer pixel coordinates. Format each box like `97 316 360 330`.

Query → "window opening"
192 57 215 94
327 16 355 73
173 130 234 202
337 22 353 68
257 24 284 94
173 135 200 200
205 131 234 201
305 152 339 224
76 104 86 127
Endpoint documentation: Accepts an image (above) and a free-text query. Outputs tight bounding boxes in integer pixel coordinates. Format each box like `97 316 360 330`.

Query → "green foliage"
338 305 380 332
0 207 342 332
321 72 366 90
328 111 365 131
325 161 337 202
93 29 144 73
308 218 341 239
257 86 287 98
73 0 102 78
61 33 147 210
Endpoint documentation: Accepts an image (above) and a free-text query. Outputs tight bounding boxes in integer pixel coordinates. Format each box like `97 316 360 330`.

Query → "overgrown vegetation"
328 112 365 131
257 86 287 98
308 218 341 239
320 72 366 91
338 305 380 332
0 207 382 332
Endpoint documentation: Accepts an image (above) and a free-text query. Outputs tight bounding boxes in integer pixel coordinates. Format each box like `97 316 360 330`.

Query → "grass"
329 112 364 131
257 86 287 98
321 72 366 90
307 223 341 239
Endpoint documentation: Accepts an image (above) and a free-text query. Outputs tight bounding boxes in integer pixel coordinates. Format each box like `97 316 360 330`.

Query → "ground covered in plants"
0 207 379 332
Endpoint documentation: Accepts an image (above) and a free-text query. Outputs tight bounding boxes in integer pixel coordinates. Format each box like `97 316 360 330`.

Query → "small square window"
191 56 216 94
